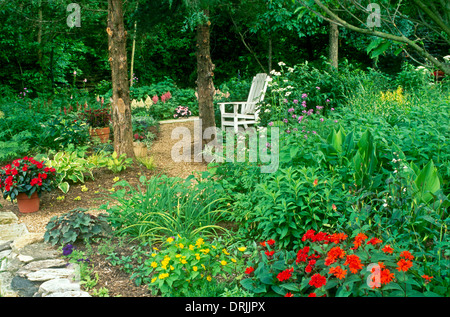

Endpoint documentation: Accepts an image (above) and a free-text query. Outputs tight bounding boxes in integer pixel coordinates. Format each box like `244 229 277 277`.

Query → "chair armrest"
219 101 257 115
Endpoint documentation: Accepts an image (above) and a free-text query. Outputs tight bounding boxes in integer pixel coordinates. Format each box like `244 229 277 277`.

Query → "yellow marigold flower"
181 259 187 264
175 254 181 258
211 245 216 249
189 244 195 250
193 266 198 272
206 275 212 282
170 265 174 271
238 247 246 252
200 248 210 254
222 248 230 255
195 253 201 260
158 273 169 280
151 261 157 268
151 277 157 283
195 238 204 247
153 247 159 251
166 237 174 243
201 264 206 270
231 258 237 263
220 260 227 266
151 253 157 257
177 243 184 249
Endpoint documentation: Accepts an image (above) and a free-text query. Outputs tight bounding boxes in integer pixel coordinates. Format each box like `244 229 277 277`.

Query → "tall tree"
107 0 134 158
298 0 450 75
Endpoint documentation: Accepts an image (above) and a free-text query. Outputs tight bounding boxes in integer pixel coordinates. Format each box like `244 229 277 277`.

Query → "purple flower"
268 122 274 126
288 107 295 113
326 99 330 103
331 108 335 111
62 244 74 256
320 118 324 122
316 86 320 90
301 93 308 99
283 118 288 123
293 99 299 104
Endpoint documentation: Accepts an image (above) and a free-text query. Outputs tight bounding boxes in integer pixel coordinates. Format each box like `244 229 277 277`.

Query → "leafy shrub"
38 115 90 152
44 208 109 246
102 151 133 173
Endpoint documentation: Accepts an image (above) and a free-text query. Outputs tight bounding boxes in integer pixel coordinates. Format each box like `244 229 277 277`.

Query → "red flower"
382 244 394 254
284 292 294 297
380 269 395 285
367 237 382 245
309 273 327 288
396 259 413 272
265 250 274 258
308 293 317 297
399 250 414 260
325 246 346 266
352 233 368 249
22 165 28 172
327 232 347 244
422 275 433 284
344 254 363 274
302 229 316 241
245 267 255 275
296 246 310 263
328 266 347 280
266 239 275 246
277 268 293 282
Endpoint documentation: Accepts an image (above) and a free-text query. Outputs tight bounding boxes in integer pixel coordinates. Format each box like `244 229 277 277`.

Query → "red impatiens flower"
309 273 327 288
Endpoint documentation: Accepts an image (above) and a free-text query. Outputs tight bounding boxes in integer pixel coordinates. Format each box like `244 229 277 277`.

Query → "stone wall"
0 211 90 297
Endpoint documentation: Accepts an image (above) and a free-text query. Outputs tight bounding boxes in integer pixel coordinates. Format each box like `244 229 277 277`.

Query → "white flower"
278 61 286 66
288 67 294 72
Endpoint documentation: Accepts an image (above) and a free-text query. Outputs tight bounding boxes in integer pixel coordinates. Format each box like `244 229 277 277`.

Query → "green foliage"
114 235 246 297
102 151 133 174
44 151 95 194
44 208 109 246
101 173 227 243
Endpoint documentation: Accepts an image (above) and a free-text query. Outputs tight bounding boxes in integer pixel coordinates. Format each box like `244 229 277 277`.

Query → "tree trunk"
329 21 339 71
196 10 216 147
107 0 134 158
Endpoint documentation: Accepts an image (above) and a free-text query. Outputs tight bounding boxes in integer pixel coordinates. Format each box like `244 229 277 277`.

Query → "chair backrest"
243 73 269 114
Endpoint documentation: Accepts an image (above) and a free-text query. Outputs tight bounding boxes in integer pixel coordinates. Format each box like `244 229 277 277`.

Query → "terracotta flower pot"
17 192 40 213
90 127 110 143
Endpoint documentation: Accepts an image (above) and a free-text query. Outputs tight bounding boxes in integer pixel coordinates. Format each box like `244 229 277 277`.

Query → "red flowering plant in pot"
0 157 57 213
80 105 112 143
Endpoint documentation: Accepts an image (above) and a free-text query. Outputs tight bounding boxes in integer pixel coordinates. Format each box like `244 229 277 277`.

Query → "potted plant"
133 133 147 157
81 107 112 143
0 157 57 213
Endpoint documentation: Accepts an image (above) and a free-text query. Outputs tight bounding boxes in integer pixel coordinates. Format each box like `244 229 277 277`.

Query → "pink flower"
152 95 159 104
302 93 308 99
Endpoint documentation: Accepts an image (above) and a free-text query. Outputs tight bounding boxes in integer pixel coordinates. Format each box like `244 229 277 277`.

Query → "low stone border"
158 116 199 125
0 211 90 297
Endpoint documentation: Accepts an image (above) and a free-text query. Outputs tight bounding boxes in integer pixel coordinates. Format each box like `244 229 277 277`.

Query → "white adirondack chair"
219 73 270 133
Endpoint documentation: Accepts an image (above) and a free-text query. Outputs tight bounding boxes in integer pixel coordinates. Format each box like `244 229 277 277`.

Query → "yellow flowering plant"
138 235 248 296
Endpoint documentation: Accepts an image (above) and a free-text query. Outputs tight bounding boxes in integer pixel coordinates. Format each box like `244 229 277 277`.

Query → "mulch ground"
0 120 210 297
